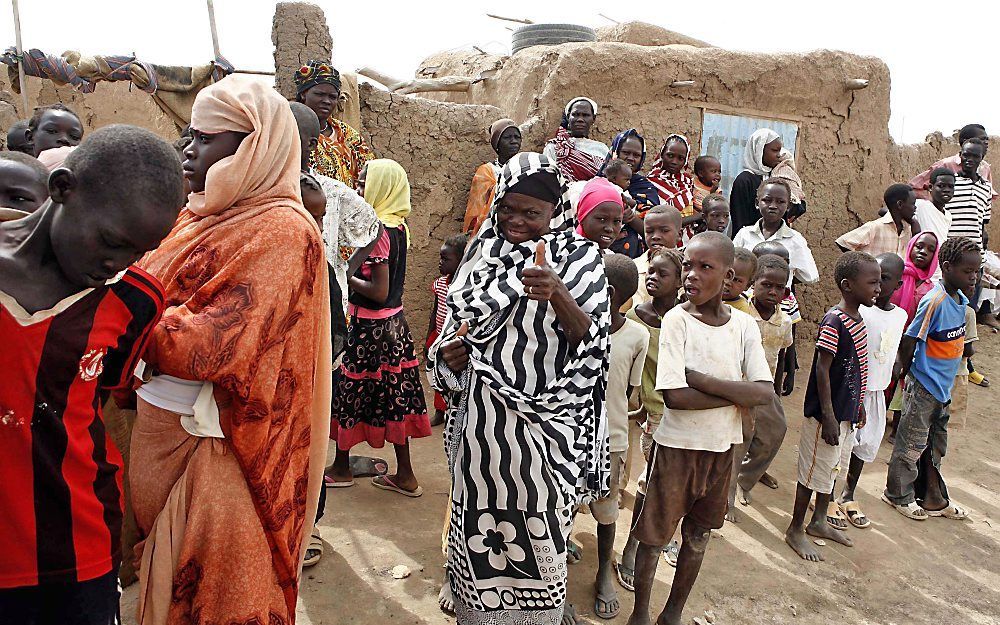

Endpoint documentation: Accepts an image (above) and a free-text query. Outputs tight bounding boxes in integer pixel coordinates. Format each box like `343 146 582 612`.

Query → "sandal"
839 500 871 529
349 455 388 477
881 492 928 520
303 526 323 567
969 371 990 387
826 502 849 530
661 540 680 567
613 561 634 592
323 475 354 488
924 502 968 520
593 585 620 620
371 475 423 498
567 540 583 564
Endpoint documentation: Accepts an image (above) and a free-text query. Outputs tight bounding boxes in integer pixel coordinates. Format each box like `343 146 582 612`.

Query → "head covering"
37 145 75 171
188 74 302 218
891 232 941 322
489 118 518 152
363 158 411 244
294 60 342 97
598 129 660 212
743 128 781 176
576 177 624 235
560 96 598 129
602 128 647 172
508 169 561 205
646 134 694 211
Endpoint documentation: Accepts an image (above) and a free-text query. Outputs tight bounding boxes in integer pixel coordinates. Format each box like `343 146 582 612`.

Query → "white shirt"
607 318 649 452
654 306 773 452
315 172 381 314
858 304 908 392
732 221 820 286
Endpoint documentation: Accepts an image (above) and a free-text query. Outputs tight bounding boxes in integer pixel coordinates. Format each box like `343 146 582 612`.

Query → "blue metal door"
700 112 799 200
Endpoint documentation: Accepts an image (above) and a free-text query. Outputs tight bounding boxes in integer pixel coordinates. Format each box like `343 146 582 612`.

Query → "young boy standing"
785 251 881 562
836 183 916 258
592 253 649 619
914 168 955 251
631 205 682 307
0 126 184 624
721 248 756 314
628 232 773 625
836 253 908 529
883 237 981 521
426 233 467 426
731 255 793 512
699 194 730 235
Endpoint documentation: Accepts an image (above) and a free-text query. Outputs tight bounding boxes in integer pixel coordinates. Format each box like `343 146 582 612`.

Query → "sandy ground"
122 331 1000 625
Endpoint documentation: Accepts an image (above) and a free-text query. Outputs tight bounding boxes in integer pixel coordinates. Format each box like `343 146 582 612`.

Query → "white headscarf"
742 128 780 176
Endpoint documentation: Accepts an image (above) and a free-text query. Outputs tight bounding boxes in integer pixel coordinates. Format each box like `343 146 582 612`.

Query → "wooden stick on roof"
11 0 29 115
486 13 533 25
206 0 221 59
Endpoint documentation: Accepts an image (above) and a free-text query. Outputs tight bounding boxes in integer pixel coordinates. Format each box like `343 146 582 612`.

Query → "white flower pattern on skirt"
468 513 527 572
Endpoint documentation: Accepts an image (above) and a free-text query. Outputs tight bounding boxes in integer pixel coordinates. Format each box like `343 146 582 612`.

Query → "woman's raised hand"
441 321 470 372
522 241 566 302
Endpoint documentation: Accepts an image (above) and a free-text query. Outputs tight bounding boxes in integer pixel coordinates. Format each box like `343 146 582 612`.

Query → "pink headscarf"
575 177 623 235
37 145 76 171
891 231 940 323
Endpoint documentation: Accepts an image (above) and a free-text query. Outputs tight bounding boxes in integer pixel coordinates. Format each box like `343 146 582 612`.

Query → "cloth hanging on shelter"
0 48 234 127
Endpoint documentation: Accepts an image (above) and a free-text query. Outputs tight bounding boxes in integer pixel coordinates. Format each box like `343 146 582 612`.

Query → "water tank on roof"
511 24 597 54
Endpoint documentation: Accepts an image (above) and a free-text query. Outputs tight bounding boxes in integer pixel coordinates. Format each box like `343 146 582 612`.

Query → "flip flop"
593 586 620 620
924 502 968 520
613 561 635 592
662 540 680 567
349 455 388 477
567 540 583 564
969 371 990 387
881 492 928 520
826 502 849 531
303 526 323 567
324 475 354 488
839 500 871 529
371 475 423 497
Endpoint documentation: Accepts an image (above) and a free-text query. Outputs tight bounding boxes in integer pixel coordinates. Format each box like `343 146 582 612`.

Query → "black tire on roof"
511 23 597 54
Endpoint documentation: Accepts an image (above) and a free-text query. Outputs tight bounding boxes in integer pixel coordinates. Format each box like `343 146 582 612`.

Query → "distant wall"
595 21 713 48
359 84 499 348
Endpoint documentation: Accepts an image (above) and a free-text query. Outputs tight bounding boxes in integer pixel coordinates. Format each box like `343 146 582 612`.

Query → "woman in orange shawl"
130 75 332 625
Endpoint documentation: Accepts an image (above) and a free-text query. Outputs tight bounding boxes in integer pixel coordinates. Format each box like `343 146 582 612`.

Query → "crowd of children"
0 79 994 625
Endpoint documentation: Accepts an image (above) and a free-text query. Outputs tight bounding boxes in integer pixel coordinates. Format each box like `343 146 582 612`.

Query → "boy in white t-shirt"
913 168 955 280
590 254 648 619
836 253 908 528
628 232 774 625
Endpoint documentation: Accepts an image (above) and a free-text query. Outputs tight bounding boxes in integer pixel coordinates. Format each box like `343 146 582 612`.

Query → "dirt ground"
122 331 1000 625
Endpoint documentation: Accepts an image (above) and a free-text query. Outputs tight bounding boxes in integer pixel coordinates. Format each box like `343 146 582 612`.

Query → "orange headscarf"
137 74 331 623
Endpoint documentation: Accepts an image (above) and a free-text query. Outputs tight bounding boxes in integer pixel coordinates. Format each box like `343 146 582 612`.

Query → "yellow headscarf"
363 159 411 244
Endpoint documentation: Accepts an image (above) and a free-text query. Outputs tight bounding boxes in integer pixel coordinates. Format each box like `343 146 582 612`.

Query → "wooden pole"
486 13 533 25
11 0 29 116
206 0 221 59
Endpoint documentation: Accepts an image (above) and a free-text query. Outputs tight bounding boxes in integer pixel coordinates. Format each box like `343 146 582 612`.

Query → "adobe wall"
416 42 894 329
0 77 179 145
595 21 713 48
358 84 500 348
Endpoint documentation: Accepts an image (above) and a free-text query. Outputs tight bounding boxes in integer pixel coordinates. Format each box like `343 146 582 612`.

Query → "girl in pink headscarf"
576 177 624 250
891 231 940 323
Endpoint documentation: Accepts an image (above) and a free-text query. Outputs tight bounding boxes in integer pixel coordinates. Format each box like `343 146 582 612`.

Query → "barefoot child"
785 251 880 562
628 232 773 625
883 237 980 521
0 126 184 623
591 253 649 620
835 253 907 528
692 155 721 213
722 247 756 314
426 233 467 426
0 151 49 214
699 194 730 234
729 254 793 516
618 248 684 584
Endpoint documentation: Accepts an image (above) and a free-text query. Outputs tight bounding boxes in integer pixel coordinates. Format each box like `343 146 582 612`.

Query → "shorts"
631 444 734 546
797 417 853 493
636 413 662 496
0 569 120 625
851 390 886 463
590 450 625 525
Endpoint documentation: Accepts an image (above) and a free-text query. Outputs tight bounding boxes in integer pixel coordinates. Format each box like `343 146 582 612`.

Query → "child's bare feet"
785 526 823 562
758 472 779 489
725 506 739 523
738 484 753 506
806 518 853 547
561 603 579 625
437 578 455 615
430 409 445 426
625 610 652 625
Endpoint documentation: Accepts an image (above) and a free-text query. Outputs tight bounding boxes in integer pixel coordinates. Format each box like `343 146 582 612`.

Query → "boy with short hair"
6 119 32 154
426 233 468 426
835 253 908 529
883 237 981 522
0 125 184 623
913 167 955 250
722 247 756 314
836 183 916 258
700 194 730 234
730 254 793 514
785 251 880 562
692 155 721 212
631 205 682 307
592 253 649 619
751 240 804 396
628 232 773 625
0 151 49 214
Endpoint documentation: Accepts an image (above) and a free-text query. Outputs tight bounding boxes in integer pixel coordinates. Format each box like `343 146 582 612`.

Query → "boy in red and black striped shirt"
0 125 184 625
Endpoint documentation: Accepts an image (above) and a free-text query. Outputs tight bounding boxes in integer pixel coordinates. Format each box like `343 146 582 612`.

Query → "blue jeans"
884 376 950 505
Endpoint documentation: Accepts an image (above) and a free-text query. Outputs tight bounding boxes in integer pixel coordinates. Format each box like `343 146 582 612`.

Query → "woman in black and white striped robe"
430 152 611 625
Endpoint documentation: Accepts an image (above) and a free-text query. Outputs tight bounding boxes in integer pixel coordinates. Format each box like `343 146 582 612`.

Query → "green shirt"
627 307 663 419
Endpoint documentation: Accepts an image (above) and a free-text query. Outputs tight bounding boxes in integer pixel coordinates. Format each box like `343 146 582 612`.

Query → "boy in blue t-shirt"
786 252 881 562
883 237 981 521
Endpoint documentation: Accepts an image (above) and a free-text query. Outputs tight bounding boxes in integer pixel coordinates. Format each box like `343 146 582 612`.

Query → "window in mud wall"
699 111 799 200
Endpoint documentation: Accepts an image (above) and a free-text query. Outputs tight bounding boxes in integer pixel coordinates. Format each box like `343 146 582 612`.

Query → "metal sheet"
699 111 799 200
